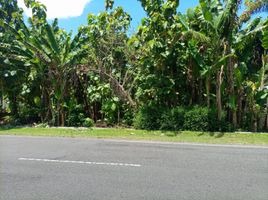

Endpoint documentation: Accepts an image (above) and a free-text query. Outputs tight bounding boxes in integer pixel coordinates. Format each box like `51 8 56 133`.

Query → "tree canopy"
0 0 268 132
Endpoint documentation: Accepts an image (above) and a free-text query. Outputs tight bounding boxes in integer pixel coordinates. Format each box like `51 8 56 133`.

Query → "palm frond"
263 30 268 49
183 30 210 44
212 53 237 71
195 6 217 33
240 0 268 24
44 23 60 55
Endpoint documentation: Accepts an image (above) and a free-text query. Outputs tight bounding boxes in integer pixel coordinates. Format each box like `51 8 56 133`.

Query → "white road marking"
18 158 141 167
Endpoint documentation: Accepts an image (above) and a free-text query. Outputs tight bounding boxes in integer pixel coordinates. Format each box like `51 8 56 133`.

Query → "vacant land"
0 127 267 145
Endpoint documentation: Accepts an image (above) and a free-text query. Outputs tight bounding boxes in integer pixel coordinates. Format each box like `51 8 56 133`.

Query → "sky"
18 0 267 35
18 0 199 34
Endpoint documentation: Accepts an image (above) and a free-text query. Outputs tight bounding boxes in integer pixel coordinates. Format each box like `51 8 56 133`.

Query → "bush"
217 120 235 132
160 107 186 131
18 106 40 124
133 104 163 130
183 106 209 131
207 108 234 132
122 106 134 126
66 105 85 126
82 118 94 127
134 104 233 132
183 106 234 132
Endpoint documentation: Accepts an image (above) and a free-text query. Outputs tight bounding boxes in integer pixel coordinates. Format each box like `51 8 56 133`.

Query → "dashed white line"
18 158 141 167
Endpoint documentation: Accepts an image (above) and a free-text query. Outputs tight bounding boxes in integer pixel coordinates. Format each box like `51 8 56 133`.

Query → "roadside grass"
0 127 268 145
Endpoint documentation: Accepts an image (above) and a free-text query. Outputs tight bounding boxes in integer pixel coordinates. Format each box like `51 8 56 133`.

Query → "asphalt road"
0 136 268 200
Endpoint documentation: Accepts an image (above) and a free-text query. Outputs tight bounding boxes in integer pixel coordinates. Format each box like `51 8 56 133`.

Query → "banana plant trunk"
10 94 18 117
56 103 65 127
266 97 268 131
206 75 210 109
226 42 237 128
252 103 258 132
216 65 224 121
0 92 2 112
237 88 243 127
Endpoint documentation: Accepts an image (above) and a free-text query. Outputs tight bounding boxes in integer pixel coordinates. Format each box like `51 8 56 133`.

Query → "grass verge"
0 127 267 145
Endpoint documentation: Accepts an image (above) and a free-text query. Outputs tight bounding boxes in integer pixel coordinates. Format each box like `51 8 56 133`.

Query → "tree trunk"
249 95 258 132
252 103 258 132
60 110 65 127
216 65 224 121
266 97 268 131
41 86 50 123
75 74 91 117
0 92 3 112
198 79 203 104
0 82 3 112
83 67 136 108
206 75 210 109
237 88 243 127
226 42 237 128
10 94 18 117
188 58 194 106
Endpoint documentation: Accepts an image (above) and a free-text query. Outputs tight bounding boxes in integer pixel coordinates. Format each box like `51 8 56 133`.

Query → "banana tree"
0 0 86 126
232 16 268 128
187 0 267 126
179 1 232 121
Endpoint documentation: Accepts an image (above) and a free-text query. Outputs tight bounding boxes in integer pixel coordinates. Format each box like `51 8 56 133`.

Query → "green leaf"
45 24 60 54
111 103 117 111
263 30 268 49
260 93 268 99
34 96 41 106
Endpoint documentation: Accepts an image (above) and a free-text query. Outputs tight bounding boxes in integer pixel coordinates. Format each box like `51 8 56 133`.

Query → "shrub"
134 105 233 132
133 104 163 130
18 106 40 124
183 106 209 131
66 105 85 126
207 108 234 132
160 107 186 131
218 121 235 132
122 106 134 126
183 106 234 132
82 118 94 127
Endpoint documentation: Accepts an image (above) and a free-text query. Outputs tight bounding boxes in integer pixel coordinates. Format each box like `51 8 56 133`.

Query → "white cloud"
17 0 92 19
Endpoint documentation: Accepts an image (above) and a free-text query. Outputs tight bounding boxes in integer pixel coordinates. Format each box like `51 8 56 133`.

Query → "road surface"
0 135 268 200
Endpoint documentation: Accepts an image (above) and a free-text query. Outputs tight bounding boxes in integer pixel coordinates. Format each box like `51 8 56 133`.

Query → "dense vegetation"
0 0 267 132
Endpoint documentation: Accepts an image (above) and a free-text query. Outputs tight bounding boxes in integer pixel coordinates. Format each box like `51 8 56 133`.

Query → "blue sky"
19 0 267 35
43 0 199 34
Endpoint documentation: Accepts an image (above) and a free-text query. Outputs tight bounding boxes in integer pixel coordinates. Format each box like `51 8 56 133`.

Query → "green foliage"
134 105 234 132
207 108 234 132
182 106 234 132
160 107 186 131
133 104 163 130
17 106 40 124
1 0 268 132
66 105 85 127
105 0 114 10
121 106 134 126
183 106 209 132
82 118 94 128
101 97 120 125
2 115 19 125
263 30 268 49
